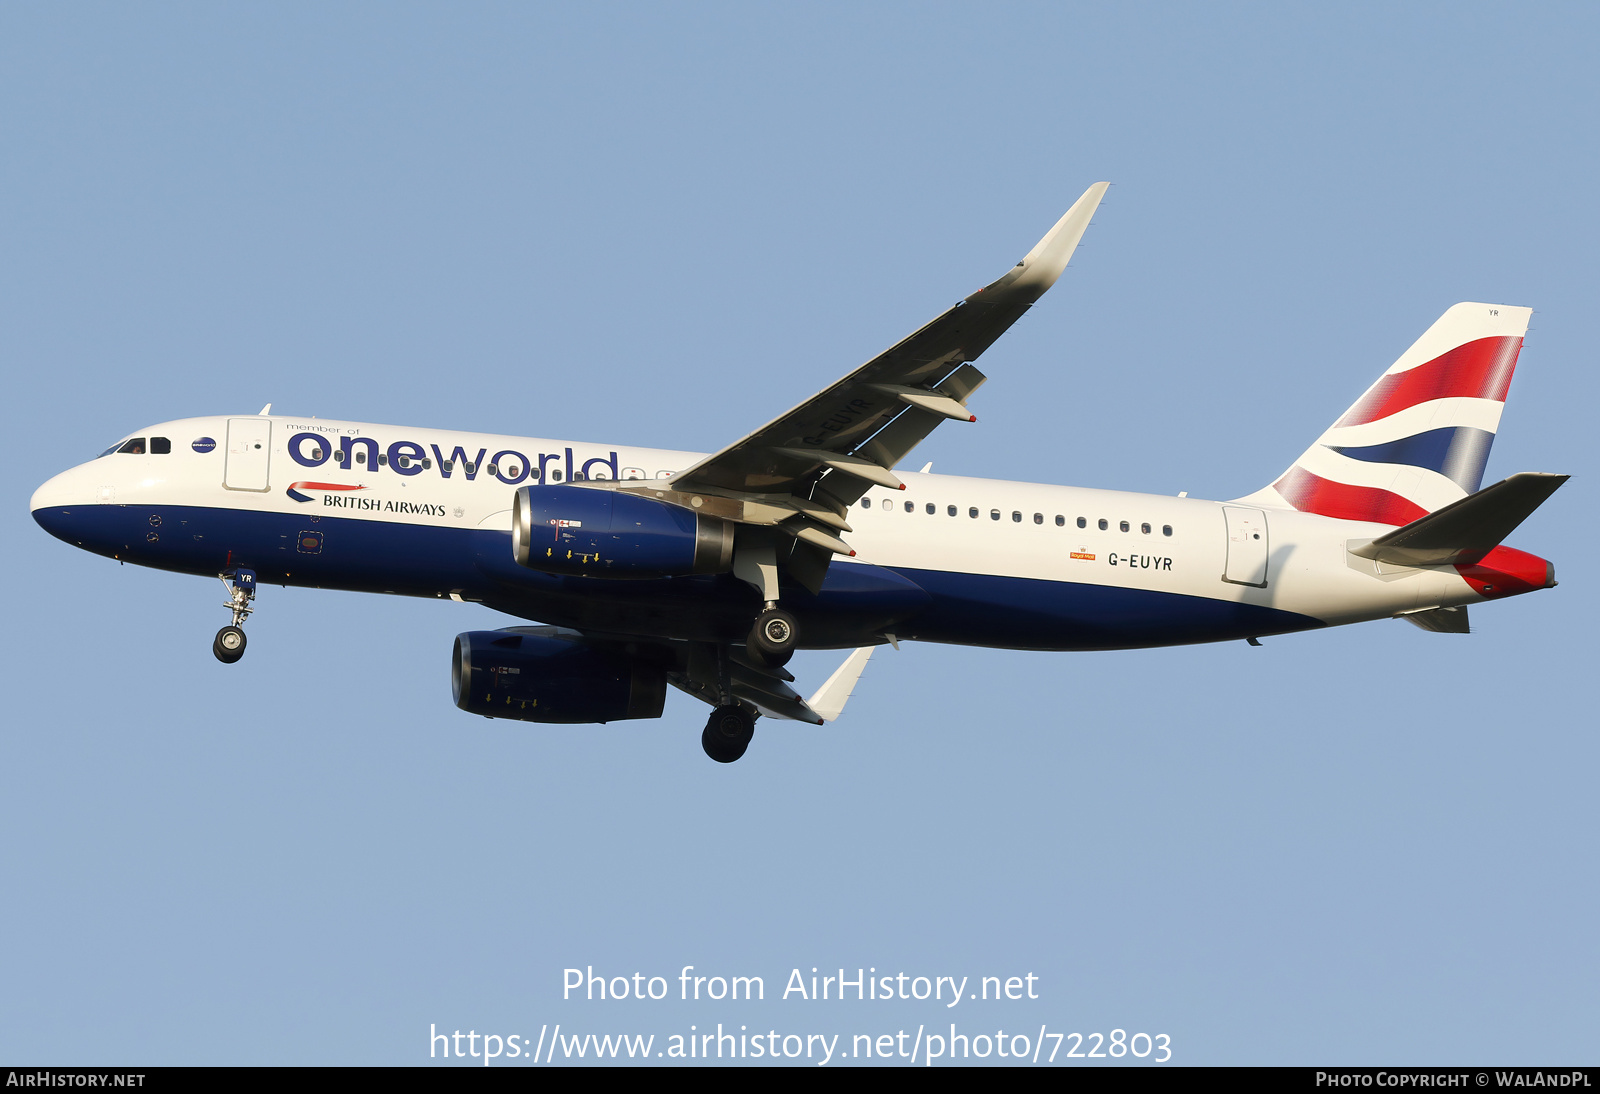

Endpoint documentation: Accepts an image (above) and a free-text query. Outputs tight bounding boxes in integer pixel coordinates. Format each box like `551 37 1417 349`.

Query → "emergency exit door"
224 418 272 491
1222 506 1269 587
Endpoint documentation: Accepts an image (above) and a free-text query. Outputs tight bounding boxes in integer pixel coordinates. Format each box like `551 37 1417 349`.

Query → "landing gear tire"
701 705 755 763
213 625 247 664
746 608 798 668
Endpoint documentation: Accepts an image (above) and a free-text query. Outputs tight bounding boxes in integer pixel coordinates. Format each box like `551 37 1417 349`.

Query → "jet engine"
511 485 733 578
452 629 667 723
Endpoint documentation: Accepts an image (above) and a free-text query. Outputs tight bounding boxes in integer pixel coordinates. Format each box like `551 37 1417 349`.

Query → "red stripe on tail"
1273 467 1429 526
1335 336 1522 427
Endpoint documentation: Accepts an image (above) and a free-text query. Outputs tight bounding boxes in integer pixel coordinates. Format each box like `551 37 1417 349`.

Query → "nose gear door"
1222 505 1269 587
224 418 272 491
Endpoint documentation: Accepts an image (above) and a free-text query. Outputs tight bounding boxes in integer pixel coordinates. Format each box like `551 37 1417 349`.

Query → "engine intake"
452 629 667 724
512 485 733 578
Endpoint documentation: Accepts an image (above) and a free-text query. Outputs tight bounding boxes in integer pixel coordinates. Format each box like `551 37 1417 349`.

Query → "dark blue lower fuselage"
32 503 1323 651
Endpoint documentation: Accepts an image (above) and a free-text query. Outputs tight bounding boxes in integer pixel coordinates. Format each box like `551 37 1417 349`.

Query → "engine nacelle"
452 629 667 724
512 485 734 578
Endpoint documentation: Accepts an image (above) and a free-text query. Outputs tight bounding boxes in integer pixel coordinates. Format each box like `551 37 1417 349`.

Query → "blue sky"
3 3 1595 1065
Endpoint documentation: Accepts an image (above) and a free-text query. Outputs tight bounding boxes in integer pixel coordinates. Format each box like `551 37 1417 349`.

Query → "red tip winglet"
968 415 977 422
848 550 856 557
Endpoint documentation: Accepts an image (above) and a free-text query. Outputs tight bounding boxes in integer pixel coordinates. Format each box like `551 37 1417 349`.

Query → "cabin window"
990 509 1001 521
904 500 914 513
422 458 432 470
882 499 893 511
947 505 957 517
1033 513 1043 525
1055 515 1065 527
1077 516 1086 529
969 507 979 519
377 454 388 466
355 450 367 464
1097 518 1108 530
395 455 411 468
1141 522 1151 534
861 498 871 509
150 437 171 454
117 438 146 454
1163 525 1173 537
572 471 585 481
442 460 455 472
926 503 936 515
551 470 562 482
1119 520 1129 532
1012 511 1022 522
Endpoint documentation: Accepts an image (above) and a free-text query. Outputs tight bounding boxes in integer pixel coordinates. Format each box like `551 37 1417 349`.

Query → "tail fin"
1246 303 1531 525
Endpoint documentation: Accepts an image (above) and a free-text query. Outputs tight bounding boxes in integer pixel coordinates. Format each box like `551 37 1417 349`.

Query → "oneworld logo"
285 431 624 487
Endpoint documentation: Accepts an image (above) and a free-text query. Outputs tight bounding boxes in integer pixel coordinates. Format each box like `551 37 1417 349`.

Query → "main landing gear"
746 606 798 668
213 569 257 664
702 704 756 764
732 545 800 669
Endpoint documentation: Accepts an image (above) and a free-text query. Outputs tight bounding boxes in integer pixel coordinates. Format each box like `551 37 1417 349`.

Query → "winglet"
807 646 874 722
974 182 1109 303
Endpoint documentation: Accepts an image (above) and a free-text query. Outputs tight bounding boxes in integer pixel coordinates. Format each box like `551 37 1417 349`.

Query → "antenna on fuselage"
258 403 272 415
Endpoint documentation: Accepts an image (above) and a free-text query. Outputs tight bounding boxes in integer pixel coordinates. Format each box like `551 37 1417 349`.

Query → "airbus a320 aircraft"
31 183 1567 762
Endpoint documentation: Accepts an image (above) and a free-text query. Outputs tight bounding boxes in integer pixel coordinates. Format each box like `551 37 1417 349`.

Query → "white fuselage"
31 413 1488 647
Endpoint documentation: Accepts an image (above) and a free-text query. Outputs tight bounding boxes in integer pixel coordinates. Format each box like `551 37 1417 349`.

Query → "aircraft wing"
670 183 1109 506
609 183 1107 592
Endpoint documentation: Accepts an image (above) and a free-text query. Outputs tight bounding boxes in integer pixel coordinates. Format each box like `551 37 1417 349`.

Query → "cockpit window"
98 442 123 458
150 437 171 454
117 438 146 455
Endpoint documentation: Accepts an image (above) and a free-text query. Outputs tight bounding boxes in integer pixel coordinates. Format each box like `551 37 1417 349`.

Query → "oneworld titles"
564 966 1040 1007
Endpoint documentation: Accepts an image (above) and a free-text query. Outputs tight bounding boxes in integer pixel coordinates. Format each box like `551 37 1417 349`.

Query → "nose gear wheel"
213 625 247 664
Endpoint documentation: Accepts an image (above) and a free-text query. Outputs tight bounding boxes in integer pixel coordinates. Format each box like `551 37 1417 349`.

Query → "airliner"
29 183 1566 762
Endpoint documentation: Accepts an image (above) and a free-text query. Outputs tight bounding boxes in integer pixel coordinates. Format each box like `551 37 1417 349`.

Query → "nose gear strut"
213 569 256 664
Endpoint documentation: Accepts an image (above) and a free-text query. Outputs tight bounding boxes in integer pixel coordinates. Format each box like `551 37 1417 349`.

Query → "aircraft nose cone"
31 466 96 542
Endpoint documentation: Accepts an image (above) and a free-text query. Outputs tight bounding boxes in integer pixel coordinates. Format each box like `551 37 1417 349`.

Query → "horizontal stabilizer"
1401 606 1470 633
1349 472 1568 568
807 646 874 722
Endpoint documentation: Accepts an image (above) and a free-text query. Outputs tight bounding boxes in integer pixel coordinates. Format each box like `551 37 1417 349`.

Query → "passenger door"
1222 505 1269 587
224 418 272 491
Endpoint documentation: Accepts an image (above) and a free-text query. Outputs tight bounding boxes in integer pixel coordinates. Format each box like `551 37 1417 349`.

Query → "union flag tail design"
1248 303 1532 526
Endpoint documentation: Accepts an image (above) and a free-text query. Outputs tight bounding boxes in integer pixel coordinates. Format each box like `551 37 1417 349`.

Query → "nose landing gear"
213 569 257 664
